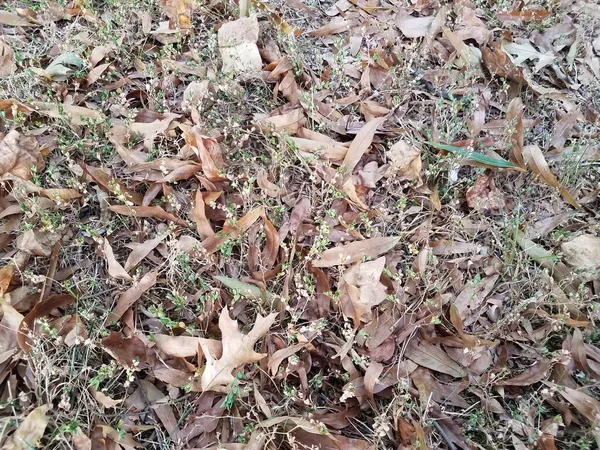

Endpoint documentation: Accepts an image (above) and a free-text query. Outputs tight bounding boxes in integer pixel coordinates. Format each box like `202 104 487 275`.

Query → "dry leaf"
548 383 600 424
0 39 16 77
5 405 51 450
0 300 24 353
309 17 349 36
90 387 123 408
101 238 132 281
139 379 178 434
396 15 434 38
466 171 506 212
506 97 526 169
482 42 526 84
153 334 202 358
218 15 262 77
106 270 157 323
125 234 167 272
0 10 36 26
386 140 422 183
0 130 44 180
82 163 143 206
259 108 305 134
502 40 555 72
522 145 580 208
30 101 104 125
202 207 264 254
190 190 216 239
109 205 188 227
161 0 194 29
290 137 348 161
18 294 75 352
340 257 388 326
268 342 307 376
406 339 467 378
340 116 386 178
102 332 152 369
312 236 400 267
16 229 59 257
257 171 285 197
496 359 551 386
364 361 384 403
561 235 600 280
199 307 277 392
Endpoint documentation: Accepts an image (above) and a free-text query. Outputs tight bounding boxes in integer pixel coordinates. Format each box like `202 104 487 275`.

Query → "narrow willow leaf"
425 141 523 170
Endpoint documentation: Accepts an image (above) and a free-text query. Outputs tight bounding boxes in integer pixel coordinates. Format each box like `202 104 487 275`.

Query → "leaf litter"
0 0 599 449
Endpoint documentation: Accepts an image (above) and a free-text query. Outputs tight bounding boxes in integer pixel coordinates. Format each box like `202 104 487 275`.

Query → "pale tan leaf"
442 26 481 68
0 130 43 180
506 97 526 169
139 379 178 434
109 205 188 226
72 428 92 450
396 15 434 38
364 361 384 403
522 145 580 208
386 140 422 183
259 108 305 134
16 229 60 257
0 39 16 77
101 238 132 281
340 116 386 178
30 101 105 125
257 170 285 197
86 62 110 85
90 387 123 408
153 334 201 358
340 257 388 326
5 405 51 450
290 137 348 161
199 307 277 392
190 190 215 239
312 236 400 267
0 10 36 26
561 235 600 280
309 17 349 36
0 300 24 353
106 270 157 323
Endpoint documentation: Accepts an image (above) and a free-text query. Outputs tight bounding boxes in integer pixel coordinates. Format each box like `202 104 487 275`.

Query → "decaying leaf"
406 339 467 378
0 39 16 77
340 116 386 178
396 15 434 38
312 236 400 267
16 229 60 257
340 257 388 326
5 405 51 450
201 207 263 254
505 98 526 170
386 139 422 183
106 270 157 323
199 307 277 392
0 130 44 180
101 238 132 281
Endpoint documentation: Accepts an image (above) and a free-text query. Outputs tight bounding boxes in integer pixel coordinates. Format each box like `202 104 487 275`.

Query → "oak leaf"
199 307 277 392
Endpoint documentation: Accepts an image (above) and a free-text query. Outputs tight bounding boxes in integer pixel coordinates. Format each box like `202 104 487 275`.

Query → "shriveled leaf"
106 270 157 323
0 130 44 180
425 141 522 170
199 307 277 392
82 163 143 206
386 140 422 182
340 257 388 326
5 405 51 450
0 39 16 77
442 26 481 68
406 339 466 378
340 116 386 178
161 0 195 29
522 145 580 208
190 190 215 239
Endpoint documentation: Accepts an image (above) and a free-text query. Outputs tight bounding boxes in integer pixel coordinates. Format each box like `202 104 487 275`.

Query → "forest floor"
1 0 600 449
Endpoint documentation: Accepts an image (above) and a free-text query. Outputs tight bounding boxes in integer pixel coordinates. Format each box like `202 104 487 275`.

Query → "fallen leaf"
312 236 400 267
340 116 386 179
259 108 305 134
109 205 188 227
482 42 526 84
290 137 348 161
199 307 277 392
522 145 580 208
386 140 422 183
30 101 104 125
505 97 526 170
153 334 202 358
442 26 481 68
16 229 60 257
86 62 110 85
190 190 216 239
101 238 132 281
161 0 194 29
502 40 556 72
466 171 506 212
106 270 157 323
0 300 24 353
406 339 467 378
268 342 307 376
340 257 388 326
454 274 499 320
215 276 265 301
18 294 75 353
561 235 600 280
201 207 264 254
102 332 152 369
396 15 434 38
0 10 36 26
82 163 143 206
364 361 384 403
0 39 16 77
309 17 349 36
72 427 92 450
497 10 551 22
425 141 522 170
497 359 552 386
124 234 167 272
0 130 44 180
4 405 51 450
218 16 262 77
90 387 123 408
257 171 285 197
139 379 178 434
548 383 600 424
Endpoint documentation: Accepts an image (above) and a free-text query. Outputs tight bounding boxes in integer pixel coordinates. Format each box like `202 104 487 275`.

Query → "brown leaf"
201 206 264 254
571 329 600 380
101 238 132 281
153 334 203 358
482 42 526 84
199 307 277 392
139 379 178 435
0 264 14 295
312 236 400 268
0 130 43 180
90 387 123 408
82 163 143 206
257 170 285 197
106 270 157 323
30 101 104 125
0 300 24 353
268 342 307 376
16 229 60 257
72 427 92 450
340 116 386 178
125 234 167 272
0 10 36 26
184 130 226 182
364 361 384 403
522 145 580 208
290 137 348 161
190 190 216 239
259 108 305 134
496 359 551 386
18 294 75 353
466 171 506 212
4 405 51 450
405 339 467 378
505 97 526 170
86 62 110 85
340 257 388 326
102 332 152 369
109 205 188 227
386 140 422 183
497 10 551 22
308 17 349 36
548 383 600 424
454 274 499 321
160 0 195 29
0 39 16 77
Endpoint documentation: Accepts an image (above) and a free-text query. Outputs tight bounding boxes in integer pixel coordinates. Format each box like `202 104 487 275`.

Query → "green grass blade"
424 141 521 170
